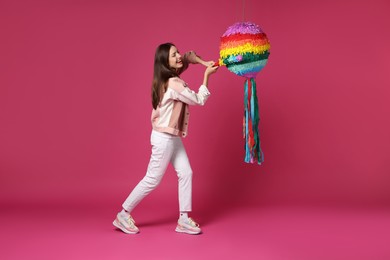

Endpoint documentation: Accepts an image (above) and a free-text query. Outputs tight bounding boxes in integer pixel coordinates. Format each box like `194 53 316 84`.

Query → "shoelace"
126 215 136 227
188 218 199 227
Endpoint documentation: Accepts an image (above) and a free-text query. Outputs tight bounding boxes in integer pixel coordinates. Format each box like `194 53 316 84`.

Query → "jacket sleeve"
169 77 211 106
177 51 199 75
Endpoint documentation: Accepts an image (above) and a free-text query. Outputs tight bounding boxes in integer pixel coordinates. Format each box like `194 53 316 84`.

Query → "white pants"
122 130 193 213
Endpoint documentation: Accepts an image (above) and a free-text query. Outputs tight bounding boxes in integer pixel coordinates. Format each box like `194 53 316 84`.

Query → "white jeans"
122 130 193 212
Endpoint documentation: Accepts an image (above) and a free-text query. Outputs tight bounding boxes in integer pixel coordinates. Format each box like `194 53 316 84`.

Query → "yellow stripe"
220 43 270 59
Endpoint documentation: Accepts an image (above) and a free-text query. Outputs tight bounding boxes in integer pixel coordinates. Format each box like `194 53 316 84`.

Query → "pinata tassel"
243 78 264 164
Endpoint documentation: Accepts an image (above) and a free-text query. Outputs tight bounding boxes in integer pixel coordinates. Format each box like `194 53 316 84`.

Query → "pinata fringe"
220 43 270 60
243 78 264 164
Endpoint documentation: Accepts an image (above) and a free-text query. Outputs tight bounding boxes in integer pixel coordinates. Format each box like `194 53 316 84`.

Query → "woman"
113 43 218 235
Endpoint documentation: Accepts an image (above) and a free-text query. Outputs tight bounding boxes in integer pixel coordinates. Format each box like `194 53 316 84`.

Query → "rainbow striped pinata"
219 22 270 164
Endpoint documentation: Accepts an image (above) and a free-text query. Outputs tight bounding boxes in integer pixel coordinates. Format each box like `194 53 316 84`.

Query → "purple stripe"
222 22 263 37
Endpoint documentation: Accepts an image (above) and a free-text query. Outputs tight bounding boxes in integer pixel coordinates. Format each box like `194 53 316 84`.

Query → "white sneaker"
113 213 139 234
175 217 202 235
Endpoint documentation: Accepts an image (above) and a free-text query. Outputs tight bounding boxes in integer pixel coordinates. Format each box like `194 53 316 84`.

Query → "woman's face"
168 45 183 70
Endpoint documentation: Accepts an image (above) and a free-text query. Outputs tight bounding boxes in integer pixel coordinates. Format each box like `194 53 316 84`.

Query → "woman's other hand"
205 64 218 76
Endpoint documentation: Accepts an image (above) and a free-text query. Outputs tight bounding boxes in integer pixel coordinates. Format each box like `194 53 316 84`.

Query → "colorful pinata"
218 22 270 164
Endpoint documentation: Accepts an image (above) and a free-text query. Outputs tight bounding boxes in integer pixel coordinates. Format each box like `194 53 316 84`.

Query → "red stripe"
221 33 269 44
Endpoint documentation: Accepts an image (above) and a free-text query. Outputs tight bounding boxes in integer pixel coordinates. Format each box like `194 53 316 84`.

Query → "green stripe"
222 51 270 65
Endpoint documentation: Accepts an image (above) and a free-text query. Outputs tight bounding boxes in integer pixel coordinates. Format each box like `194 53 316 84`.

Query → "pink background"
1 0 389 208
1 0 390 259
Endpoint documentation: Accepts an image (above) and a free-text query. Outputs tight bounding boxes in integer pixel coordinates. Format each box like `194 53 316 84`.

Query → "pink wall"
1 0 389 208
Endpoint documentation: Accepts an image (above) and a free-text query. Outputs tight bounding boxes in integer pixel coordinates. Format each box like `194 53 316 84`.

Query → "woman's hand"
202 60 215 67
205 64 218 76
195 55 215 67
202 64 218 87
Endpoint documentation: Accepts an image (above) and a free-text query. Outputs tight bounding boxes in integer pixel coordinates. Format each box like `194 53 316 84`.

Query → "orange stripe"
220 38 269 49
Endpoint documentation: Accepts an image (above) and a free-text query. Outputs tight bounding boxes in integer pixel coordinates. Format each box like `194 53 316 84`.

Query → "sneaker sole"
113 219 139 234
175 226 201 235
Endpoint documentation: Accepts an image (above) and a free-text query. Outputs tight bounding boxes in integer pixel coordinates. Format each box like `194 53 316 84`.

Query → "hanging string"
251 78 263 164
242 0 246 21
243 77 263 164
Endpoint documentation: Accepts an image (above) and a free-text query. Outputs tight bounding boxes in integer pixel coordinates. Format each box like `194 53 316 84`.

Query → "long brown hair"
151 43 178 109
